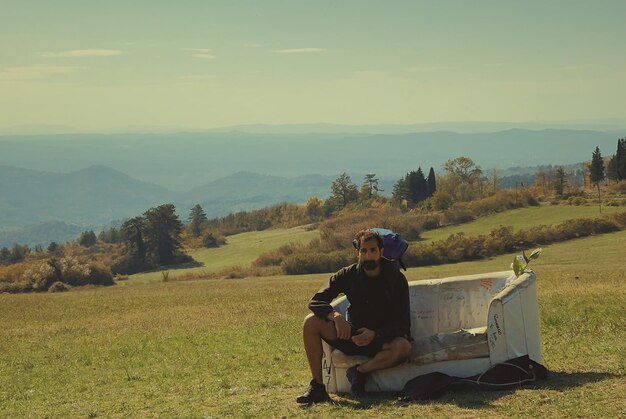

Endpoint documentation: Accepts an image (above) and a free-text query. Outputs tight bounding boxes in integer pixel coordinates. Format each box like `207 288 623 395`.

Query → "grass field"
420 204 624 243
126 225 318 284
129 204 624 284
1 222 624 417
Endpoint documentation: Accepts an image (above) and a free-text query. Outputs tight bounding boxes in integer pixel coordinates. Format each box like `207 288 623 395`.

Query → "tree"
187 204 208 237
407 168 428 205
98 227 121 244
8 244 29 264
47 242 60 254
143 204 184 265
361 173 381 200
328 173 358 211
427 167 437 197
442 156 483 200
589 146 605 213
488 168 499 195
121 216 147 265
555 166 566 196
607 155 618 182
616 138 626 181
0 247 10 265
443 156 482 184
305 196 324 219
391 177 409 206
78 230 97 247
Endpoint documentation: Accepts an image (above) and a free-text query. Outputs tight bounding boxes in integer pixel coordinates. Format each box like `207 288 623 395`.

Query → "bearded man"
296 229 412 405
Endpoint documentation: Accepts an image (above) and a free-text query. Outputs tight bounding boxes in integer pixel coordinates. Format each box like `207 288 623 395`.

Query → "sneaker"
296 379 330 405
346 365 368 397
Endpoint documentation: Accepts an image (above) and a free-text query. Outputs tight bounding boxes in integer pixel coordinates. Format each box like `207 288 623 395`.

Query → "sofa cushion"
330 327 488 368
411 326 489 365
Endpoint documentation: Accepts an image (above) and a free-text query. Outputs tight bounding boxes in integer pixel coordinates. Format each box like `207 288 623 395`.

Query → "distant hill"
0 165 176 229
1 127 622 245
0 221 85 248
0 129 621 191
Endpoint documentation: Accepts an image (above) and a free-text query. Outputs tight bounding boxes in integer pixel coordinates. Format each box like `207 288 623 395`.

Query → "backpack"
352 228 409 271
396 355 548 402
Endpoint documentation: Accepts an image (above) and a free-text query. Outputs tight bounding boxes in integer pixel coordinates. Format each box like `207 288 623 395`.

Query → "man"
296 229 412 405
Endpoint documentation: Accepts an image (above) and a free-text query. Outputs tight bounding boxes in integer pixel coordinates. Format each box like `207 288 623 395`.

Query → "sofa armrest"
487 271 543 365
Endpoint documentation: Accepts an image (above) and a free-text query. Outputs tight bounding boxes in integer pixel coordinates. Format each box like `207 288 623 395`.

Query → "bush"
203 231 225 248
607 181 626 194
442 204 474 224
282 250 353 275
48 281 69 292
0 281 33 294
568 196 586 206
429 191 454 211
252 243 301 267
402 215 624 268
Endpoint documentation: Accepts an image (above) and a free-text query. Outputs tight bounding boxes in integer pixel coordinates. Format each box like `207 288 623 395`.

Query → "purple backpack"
352 228 409 271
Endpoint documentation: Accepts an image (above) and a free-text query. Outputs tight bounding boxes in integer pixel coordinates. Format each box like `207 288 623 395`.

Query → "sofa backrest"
408 271 514 339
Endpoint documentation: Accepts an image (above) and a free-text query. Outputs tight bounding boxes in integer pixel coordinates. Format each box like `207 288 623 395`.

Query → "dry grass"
1 230 624 417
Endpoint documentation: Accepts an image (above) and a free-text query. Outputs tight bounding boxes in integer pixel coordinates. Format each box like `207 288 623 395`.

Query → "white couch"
322 270 543 393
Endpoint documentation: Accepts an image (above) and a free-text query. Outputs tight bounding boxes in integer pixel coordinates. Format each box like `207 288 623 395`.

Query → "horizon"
2 1 626 132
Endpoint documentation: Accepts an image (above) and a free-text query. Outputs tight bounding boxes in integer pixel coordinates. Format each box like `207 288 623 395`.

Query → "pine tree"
78 230 97 247
427 167 437 197
143 204 184 265
328 173 358 210
555 166 566 195
121 216 147 266
407 168 428 205
391 177 409 205
361 173 381 199
616 138 626 181
187 204 208 237
607 155 618 182
589 146 605 213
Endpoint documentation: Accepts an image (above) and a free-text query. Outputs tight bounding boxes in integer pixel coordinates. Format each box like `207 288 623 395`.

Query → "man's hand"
352 328 375 346
328 312 351 340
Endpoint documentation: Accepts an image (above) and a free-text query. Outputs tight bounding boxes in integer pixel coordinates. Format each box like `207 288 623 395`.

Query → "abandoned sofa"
321 270 543 393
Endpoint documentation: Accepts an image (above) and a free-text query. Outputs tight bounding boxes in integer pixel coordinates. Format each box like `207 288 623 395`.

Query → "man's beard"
362 260 379 271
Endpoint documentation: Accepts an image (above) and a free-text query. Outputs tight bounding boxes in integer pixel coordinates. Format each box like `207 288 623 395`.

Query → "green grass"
126 225 319 284
1 227 624 417
421 204 624 242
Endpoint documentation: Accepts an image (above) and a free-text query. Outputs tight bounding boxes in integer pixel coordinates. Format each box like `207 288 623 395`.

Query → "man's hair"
354 229 383 249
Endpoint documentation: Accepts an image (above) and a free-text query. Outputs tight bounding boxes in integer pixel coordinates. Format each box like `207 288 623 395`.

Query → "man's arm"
308 271 352 339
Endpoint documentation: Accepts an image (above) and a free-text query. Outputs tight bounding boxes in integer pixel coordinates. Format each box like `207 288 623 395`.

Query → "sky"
1 1 626 132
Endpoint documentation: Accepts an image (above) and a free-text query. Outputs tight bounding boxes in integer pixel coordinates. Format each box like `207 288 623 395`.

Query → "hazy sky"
1 1 625 131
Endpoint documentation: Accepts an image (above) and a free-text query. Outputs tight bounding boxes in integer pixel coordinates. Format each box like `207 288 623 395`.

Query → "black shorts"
322 322 386 358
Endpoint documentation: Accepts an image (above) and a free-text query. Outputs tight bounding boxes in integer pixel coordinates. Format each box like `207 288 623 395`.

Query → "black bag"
397 355 548 401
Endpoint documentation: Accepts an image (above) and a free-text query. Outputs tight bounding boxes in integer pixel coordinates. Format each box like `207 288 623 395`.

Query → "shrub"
402 215 624 268
568 196 586 206
612 211 626 228
607 181 626 194
202 231 226 248
252 243 301 267
48 281 69 292
0 281 33 294
429 191 454 211
442 204 474 224
282 250 353 275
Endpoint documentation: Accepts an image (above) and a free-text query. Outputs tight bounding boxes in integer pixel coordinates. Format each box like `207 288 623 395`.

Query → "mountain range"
1 126 623 246
0 128 621 191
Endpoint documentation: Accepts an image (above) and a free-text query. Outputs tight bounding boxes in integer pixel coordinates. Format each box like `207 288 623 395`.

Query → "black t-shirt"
308 260 411 341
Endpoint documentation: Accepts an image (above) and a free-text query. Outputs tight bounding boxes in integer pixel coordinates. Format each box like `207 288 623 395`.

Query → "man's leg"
357 337 412 374
302 313 338 384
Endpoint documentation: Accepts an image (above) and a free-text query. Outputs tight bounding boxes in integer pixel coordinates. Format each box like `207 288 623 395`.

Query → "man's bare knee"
303 313 319 331
390 338 412 361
